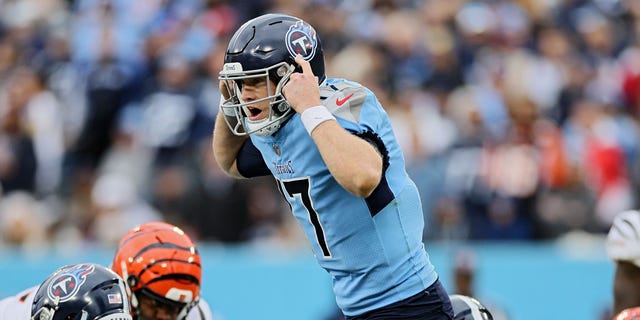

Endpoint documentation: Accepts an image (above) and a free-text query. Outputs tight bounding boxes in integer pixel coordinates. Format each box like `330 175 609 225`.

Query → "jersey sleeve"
236 138 271 178
320 79 389 163
319 79 386 133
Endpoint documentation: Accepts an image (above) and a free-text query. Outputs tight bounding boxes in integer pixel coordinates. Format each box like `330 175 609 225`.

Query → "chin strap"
176 296 199 320
120 261 140 317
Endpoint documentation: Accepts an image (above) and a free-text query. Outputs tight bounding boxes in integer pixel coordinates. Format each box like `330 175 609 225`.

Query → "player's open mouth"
247 106 264 120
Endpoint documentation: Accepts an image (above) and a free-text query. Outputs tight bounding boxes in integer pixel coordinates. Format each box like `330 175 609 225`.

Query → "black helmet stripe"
131 242 197 261
146 273 200 286
137 258 201 283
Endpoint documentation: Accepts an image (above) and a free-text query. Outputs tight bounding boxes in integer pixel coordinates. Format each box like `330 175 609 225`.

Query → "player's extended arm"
284 56 382 198
312 121 382 197
212 83 248 179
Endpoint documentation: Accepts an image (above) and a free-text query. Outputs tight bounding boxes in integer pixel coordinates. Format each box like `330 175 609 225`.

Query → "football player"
111 222 213 320
0 263 132 320
213 13 453 319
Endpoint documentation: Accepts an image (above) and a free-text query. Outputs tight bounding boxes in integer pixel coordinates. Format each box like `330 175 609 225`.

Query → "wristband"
301 106 336 134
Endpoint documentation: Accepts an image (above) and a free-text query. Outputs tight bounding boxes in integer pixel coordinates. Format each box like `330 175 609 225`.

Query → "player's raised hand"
283 55 321 114
219 78 231 100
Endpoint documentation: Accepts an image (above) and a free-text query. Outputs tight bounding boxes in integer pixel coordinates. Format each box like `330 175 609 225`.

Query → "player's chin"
247 113 264 120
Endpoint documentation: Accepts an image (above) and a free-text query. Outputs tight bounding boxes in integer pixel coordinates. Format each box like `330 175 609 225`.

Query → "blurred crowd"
0 0 639 250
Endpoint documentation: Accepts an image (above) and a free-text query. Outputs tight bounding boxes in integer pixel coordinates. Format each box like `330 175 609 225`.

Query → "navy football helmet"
31 263 132 320
450 294 493 320
219 13 326 136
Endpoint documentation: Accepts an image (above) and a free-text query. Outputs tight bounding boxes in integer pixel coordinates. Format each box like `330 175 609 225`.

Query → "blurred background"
0 0 637 319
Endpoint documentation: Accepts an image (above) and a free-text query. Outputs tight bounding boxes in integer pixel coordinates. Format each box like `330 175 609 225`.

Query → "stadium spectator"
88 172 161 245
0 68 38 194
5 66 64 195
213 13 453 319
0 0 639 259
0 191 51 248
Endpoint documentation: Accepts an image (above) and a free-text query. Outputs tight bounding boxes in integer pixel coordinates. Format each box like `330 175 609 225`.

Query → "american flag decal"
108 293 122 304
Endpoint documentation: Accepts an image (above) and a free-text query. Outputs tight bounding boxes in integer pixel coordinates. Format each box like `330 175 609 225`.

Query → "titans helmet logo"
285 20 318 61
47 264 95 302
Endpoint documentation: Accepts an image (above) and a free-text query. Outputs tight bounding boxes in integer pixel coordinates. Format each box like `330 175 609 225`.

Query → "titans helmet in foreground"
450 295 493 320
218 13 325 136
31 263 131 320
111 221 202 320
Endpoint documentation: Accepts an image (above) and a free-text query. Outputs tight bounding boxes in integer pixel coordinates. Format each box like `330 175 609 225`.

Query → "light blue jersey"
243 78 438 316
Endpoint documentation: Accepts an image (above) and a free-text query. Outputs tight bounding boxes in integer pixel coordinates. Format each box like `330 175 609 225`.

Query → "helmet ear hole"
276 64 289 77
277 101 290 113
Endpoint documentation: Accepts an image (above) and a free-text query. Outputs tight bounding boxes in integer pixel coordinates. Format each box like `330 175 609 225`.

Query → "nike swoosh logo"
336 93 354 106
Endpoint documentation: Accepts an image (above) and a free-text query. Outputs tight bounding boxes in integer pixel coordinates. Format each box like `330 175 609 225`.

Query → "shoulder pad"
319 82 367 122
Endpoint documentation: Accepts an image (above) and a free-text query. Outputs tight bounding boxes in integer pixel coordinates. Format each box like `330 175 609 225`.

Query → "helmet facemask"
30 296 59 320
121 263 198 320
219 61 296 136
133 288 196 320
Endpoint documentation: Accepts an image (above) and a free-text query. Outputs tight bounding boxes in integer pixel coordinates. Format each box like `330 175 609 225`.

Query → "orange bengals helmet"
111 221 202 319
